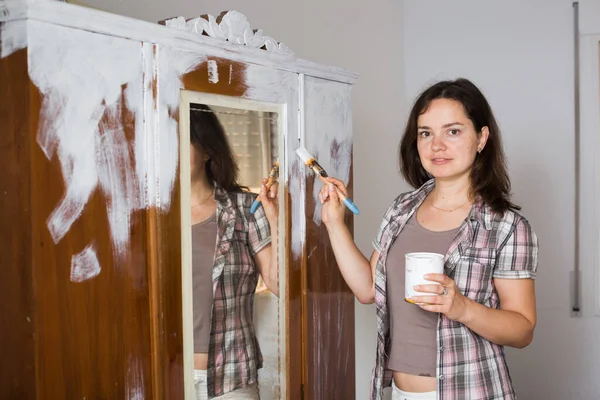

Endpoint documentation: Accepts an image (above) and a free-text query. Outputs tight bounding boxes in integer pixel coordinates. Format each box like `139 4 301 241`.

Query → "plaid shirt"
370 179 538 400
207 187 271 397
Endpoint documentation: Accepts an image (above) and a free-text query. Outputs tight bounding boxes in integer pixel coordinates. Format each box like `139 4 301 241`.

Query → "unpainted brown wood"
0 47 36 400
285 186 303 400
29 84 154 398
303 157 356 400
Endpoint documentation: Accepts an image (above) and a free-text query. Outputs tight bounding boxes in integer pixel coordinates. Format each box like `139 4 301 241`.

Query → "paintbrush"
250 161 279 214
295 147 360 215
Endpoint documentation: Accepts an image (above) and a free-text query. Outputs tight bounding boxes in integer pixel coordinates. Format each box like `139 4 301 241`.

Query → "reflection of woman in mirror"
319 79 538 400
189 104 279 399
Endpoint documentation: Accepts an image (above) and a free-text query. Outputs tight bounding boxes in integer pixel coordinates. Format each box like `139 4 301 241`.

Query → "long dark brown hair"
399 78 519 213
190 103 246 192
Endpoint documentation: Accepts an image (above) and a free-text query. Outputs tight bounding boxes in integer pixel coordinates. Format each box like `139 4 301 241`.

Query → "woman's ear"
478 126 490 152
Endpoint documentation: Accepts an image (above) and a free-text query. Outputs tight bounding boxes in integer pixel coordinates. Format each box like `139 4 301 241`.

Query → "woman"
320 79 538 400
189 104 279 399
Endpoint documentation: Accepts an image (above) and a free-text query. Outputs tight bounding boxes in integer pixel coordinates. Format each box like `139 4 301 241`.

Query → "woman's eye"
418 131 430 138
449 129 460 136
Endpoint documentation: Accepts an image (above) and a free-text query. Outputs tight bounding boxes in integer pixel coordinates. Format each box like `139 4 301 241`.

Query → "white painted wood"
178 91 195 400
164 11 292 55
303 76 354 227
579 34 600 316
0 0 358 84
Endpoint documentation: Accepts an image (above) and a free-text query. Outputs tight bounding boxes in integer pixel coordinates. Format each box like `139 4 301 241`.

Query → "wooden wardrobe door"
0 45 36 400
301 76 356 400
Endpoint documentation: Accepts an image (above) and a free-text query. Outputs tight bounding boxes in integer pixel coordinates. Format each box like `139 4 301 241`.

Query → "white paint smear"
304 79 353 226
208 59 218 83
288 160 305 258
1 19 304 266
244 64 292 103
96 105 138 260
0 20 27 58
70 244 101 283
156 46 205 210
9 21 204 264
27 21 144 256
126 354 144 400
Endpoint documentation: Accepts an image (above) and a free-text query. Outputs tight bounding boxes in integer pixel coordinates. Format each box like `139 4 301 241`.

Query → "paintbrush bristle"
295 147 315 165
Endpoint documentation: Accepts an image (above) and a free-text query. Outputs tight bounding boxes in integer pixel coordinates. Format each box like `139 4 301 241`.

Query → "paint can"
404 252 444 303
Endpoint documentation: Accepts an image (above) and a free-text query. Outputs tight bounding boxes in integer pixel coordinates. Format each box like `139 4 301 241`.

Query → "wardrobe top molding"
0 0 359 84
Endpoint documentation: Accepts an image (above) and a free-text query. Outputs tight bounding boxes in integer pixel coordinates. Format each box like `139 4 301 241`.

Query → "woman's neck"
190 176 214 207
429 175 472 209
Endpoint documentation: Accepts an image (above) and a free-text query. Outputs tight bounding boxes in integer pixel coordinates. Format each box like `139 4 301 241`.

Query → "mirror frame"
179 90 287 399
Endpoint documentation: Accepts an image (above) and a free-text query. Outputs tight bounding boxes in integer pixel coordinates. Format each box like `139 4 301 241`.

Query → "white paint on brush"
0 20 27 58
208 59 219 83
70 244 101 283
303 78 353 226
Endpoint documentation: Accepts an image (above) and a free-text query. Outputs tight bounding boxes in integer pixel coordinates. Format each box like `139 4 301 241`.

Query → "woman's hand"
318 177 347 228
410 273 470 321
259 178 279 225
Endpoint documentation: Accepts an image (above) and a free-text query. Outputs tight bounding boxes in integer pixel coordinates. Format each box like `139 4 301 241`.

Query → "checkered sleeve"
247 196 272 256
493 216 538 279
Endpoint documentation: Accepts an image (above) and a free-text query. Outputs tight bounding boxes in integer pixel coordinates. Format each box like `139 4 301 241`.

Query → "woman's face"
416 98 488 183
190 143 208 181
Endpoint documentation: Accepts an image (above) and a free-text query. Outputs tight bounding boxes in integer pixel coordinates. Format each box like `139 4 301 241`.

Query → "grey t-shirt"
386 213 459 377
192 212 217 353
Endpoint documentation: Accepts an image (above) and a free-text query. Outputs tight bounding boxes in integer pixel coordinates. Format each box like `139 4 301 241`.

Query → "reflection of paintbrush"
250 161 279 214
295 147 360 215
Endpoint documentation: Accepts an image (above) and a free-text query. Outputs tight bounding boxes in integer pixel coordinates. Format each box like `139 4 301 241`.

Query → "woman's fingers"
324 177 348 196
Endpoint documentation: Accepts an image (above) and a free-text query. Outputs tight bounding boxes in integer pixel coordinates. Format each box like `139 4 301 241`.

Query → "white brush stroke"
96 105 138 260
70 244 101 282
304 79 353 226
288 160 304 258
244 64 292 103
126 354 144 400
207 59 218 83
0 20 27 58
28 21 142 248
156 46 205 210
19 22 205 264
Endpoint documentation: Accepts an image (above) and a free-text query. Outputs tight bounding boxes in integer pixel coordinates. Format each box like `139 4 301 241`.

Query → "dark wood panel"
285 184 303 400
29 85 154 399
149 165 185 400
181 58 248 97
0 48 36 400
304 158 356 400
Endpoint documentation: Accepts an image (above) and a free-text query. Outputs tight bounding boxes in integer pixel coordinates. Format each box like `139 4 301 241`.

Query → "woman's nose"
431 135 446 151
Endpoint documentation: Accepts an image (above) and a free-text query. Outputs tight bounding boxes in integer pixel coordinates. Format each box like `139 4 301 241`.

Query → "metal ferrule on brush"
308 160 328 177
268 164 279 179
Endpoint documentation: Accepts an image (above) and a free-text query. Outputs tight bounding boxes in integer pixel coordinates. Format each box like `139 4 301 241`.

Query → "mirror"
179 91 283 400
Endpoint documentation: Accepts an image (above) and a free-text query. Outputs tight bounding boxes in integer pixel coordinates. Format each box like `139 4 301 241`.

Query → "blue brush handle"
250 199 261 214
343 197 360 215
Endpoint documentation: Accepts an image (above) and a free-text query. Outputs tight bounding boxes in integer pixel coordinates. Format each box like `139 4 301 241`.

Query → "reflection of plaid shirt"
370 179 538 400
207 187 271 397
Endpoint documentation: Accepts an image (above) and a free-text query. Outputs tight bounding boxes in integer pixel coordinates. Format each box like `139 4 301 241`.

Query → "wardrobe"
0 1 358 399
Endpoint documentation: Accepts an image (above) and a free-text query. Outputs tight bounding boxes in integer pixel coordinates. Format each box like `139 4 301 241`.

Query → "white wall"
404 0 599 398
79 0 406 398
